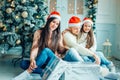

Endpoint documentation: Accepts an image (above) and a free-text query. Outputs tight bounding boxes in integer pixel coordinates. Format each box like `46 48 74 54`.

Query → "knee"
42 48 52 52
20 60 30 70
96 51 104 56
68 48 77 53
67 48 79 56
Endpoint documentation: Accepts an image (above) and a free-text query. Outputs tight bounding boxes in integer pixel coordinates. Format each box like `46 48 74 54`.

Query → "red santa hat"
82 17 93 26
68 16 81 27
48 11 61 20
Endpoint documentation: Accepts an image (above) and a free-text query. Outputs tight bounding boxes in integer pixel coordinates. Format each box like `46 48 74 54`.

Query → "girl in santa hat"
12 11 83 80
78 17 120 79
78 17 115 72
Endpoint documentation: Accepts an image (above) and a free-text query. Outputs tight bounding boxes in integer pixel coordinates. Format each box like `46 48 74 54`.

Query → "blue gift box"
41 56 67 80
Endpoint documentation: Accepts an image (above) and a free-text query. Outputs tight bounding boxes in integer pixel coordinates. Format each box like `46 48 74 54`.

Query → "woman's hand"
93 54 100 65
28 59 37 71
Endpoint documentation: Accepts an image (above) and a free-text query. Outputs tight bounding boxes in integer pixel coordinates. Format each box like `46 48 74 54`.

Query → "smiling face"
83 22 92 33
49 18 60 31
70 26 80 35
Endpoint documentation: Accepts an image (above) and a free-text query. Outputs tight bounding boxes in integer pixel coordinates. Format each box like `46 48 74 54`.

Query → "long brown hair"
79 24 94 49
38 17 61 53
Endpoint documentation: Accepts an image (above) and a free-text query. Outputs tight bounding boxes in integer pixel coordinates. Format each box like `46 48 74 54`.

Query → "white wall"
96 0 117 57
113 0 120 59
114 25 120 59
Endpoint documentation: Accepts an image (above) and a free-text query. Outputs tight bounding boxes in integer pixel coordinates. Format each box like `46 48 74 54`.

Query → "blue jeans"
63 48 83 62
20 48 83 74
20 48 56 74
82 51 111 67
97 51 111 66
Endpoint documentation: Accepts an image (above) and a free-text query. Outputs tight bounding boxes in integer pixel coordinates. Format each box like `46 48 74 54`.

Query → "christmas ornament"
15 27 19 32
34 5 38 10
21 0 26 3
93 0 98 4
30 0 34 2
3 27 7 31
11 1 15 8
21 11 28 18
0 22 3 28
7 0 12 2
0 1 4 7
90 15 93 18
16 39 21 44
36 15 40 18
15 15 19 19
89 5 92 8
2 40 5 43
6 8 12 14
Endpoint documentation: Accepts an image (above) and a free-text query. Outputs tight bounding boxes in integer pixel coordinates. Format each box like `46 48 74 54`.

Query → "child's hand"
93 54 100 65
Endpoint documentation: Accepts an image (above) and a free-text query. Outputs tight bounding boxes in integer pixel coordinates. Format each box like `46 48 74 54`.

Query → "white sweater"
77 33 97 52
63 31 96 56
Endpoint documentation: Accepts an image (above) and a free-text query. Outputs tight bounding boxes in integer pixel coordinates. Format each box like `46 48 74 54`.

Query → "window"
47 0 84 14
76 0 83 14
49 0 57 13
68 0 83 14
68 0 75 14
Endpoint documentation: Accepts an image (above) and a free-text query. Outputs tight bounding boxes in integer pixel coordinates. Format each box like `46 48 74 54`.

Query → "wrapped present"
64 62 101 80
41 56 67 80
41 56 101 80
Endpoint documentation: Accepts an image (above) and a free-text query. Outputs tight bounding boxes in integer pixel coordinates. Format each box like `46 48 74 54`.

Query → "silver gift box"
41 56 100 80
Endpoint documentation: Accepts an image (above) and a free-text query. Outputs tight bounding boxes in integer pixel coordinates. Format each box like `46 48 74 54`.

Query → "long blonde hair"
79 24 94 49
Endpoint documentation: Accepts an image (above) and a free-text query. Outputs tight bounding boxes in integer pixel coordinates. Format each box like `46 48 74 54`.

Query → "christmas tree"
0 0 48 57
85 0 98 30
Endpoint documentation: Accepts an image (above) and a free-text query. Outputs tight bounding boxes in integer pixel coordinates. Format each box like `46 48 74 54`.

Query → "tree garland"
85 0 98 30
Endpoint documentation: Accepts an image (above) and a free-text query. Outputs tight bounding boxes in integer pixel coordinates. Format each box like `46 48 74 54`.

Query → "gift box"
64 62 101 80
41 56 67 80
41 56 101 80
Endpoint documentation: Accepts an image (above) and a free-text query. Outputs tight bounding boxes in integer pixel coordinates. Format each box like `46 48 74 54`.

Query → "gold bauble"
15 16 19 19
36 15 40 18
0 22 3 28
90 15 93 18
21 11 28 18
7 0 12 2
16 39 21 44
2 40 5 43
6 8 12 14
21 0 26 3
93 0 98 4
34 5 38 10
11 1 15 7
15 27 19 32
3 27 7 31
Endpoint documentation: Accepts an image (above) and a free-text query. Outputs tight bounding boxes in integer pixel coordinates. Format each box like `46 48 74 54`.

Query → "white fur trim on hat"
83 20 93 26
50 15 61 20
68 23 81 27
